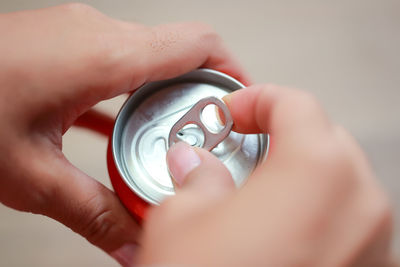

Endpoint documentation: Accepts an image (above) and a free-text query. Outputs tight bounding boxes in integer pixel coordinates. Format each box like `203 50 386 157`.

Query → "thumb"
30 153 140 267
139 142 236 265
166 142 235 200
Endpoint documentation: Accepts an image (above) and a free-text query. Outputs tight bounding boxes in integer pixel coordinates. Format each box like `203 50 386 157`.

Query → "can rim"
111 68 269 205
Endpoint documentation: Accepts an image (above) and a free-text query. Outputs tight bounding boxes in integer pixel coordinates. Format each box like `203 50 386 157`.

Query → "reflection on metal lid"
112 69 269 205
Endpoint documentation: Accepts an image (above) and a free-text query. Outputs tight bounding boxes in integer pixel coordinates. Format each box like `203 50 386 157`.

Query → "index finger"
222 84 331 136
96 22 251 99
144 22 252 85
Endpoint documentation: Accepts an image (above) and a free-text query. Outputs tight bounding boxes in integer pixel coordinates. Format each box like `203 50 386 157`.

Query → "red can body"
107 138 148 223
103 69 268 223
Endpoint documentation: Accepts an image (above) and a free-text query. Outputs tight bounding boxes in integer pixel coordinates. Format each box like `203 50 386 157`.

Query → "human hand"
0 3 248 265
139 85 393 266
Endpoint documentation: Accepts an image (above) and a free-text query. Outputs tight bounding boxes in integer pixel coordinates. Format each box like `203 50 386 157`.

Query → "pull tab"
168 97 233 151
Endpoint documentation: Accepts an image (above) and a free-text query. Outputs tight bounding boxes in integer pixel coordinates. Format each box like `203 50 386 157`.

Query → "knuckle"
375 196 393 230
188 22 216 34
333 124 362 153
83 207 116 245
332 125 360 148
199 25 220 43
147 22 222 58
319 138 351 171
76 188 126 246
151 22 219 48
332 124 348 135
375 194 393 222
331 124 371 171
289 90 320 111
361 190 393 248
363 180 393 228
147 25 182 54
258 83 282 91
182 22 220 45
311 143 341 171
60 3 98 14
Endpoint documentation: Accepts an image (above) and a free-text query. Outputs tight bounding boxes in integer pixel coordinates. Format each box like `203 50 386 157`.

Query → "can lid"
112 69 269 205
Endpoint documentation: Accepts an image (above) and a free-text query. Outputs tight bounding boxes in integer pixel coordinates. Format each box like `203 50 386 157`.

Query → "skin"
144 86 394 267
0 3 393 267
0 3 247 266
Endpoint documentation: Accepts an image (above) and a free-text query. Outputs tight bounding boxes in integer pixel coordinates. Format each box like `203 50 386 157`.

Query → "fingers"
222 84 331 136
85 21 249 100
166 142 234 200
143 142 234 247
135 142 235 265
28 152 139 266
137 22 250 86
162 141 234 222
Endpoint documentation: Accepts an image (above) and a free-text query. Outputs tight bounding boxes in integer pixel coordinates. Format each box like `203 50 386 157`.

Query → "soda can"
107 69 269 222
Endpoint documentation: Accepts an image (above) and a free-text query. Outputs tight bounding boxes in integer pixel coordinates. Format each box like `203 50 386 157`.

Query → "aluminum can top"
112 69 269 205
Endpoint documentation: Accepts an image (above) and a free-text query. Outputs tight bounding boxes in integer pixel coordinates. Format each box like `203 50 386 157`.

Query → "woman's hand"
0 3 247 265
140 85 393 266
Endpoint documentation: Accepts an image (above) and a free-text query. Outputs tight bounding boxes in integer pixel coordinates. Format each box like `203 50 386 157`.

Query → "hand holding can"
108 69 268 220
0 4 248 266
137 85 394 266
0 3 394 267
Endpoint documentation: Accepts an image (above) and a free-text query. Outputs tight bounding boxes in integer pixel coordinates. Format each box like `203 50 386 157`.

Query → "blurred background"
0 0 399 266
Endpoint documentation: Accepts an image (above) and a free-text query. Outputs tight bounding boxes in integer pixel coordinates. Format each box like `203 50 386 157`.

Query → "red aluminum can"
107 69 269 222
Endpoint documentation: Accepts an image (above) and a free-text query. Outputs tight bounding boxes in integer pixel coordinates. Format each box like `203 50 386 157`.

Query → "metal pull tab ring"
168 97 233 151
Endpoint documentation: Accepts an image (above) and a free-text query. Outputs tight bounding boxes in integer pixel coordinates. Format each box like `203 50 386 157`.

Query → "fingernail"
166 142 201 186
110 243 138 267
222 93 233 105
219 94 233 125
215 105 225 125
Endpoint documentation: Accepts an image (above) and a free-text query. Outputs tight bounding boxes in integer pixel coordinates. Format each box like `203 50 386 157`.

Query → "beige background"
0 0 399 266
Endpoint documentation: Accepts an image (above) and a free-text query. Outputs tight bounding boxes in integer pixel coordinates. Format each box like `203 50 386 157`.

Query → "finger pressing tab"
167 141 202 186
222 84 330 135
222 85 281 134
166 142 234 197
